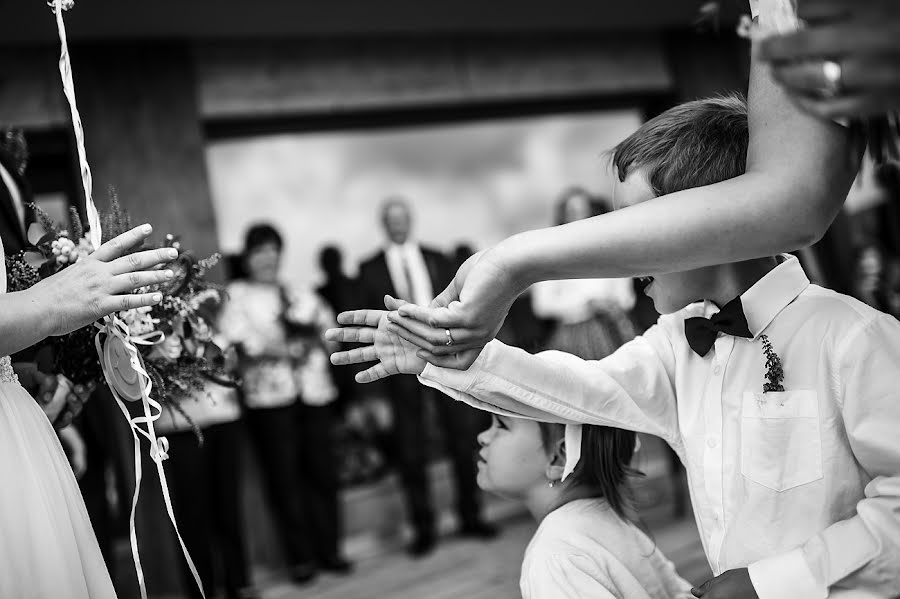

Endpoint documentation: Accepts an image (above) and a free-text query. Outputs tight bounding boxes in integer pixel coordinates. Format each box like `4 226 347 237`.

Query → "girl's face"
245 242 281 284
476 415 551 499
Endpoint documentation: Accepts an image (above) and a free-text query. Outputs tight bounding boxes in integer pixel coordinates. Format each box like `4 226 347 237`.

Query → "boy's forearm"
494 48 857 284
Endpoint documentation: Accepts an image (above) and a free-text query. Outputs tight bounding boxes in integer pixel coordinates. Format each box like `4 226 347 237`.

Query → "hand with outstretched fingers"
326 300 427 383
32 224 179 337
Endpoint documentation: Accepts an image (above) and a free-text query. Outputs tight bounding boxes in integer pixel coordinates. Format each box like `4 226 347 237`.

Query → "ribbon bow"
684 296 753 357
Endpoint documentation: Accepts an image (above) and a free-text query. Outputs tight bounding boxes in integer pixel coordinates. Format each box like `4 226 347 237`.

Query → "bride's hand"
389 247 523 358
29 224 177 337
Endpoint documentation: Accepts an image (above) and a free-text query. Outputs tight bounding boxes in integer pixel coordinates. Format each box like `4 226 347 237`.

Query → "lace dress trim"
0 356 19 384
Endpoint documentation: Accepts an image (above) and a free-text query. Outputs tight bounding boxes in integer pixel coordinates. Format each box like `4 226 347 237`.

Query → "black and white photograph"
1 0 899 597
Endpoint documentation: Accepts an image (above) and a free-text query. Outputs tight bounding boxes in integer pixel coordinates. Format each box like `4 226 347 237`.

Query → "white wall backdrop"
206 109 642 288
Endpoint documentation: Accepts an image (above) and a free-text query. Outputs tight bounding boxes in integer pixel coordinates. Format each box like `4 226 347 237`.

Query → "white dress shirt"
0 160 26 236
521 498 692 599
420 256 900 599
385 242 434 307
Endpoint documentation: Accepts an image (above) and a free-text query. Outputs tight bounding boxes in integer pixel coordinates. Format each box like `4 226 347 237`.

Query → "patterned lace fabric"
0 356 18 384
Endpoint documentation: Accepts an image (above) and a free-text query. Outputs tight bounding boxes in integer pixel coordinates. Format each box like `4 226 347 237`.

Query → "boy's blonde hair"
612 93 749 197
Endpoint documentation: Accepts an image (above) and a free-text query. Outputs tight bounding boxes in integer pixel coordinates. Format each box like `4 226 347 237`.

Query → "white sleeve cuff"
419 339 498 391
748 548 826 599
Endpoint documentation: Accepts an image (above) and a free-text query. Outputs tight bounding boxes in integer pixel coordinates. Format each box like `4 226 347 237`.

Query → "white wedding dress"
0 235 117 598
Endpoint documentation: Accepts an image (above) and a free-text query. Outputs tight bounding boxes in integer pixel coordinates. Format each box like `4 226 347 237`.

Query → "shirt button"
707 437 718 448
713 365 722 375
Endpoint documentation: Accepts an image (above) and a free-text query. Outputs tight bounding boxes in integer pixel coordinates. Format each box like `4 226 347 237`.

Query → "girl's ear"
545 436 567 483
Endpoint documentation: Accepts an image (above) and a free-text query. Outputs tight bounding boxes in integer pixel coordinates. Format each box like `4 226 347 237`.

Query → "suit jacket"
0 151 34 256
357 244 451 311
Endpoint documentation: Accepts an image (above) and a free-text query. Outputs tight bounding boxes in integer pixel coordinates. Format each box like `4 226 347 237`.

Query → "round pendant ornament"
103 334 145 402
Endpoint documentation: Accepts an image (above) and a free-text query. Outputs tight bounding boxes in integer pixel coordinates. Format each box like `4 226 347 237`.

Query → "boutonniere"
760 334 784 393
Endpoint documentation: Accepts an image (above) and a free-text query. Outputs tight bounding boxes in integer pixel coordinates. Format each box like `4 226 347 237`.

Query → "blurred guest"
317 245 359 409
450 243 476 273
358 198 495 557
531 187 636 359
0 127 33 256
220 224 350 582
157 373 257 599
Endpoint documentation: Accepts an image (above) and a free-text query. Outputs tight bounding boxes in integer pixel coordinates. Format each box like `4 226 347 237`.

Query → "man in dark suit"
0 129 33 257
358 197 496 557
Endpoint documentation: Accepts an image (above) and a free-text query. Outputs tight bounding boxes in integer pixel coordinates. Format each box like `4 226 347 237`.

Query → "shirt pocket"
741 390 823 492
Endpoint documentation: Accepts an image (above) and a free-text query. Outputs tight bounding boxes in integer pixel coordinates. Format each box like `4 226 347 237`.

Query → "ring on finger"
445 328 454 346
821 59 843 98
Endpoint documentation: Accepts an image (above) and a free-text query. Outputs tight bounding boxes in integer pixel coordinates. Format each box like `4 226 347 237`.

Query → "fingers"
98 292 163 316
108 247 178 276
429 281 459 309
330 346 378 366
109 268 176 294
758 23 899 63
771 55 900 95
796 0 855 24
394 302 462 329
790 90 896 119
356 363 390 383
325 327 376 344
337 309 385 327
91 224 153 262
385 312 480 353
383 295 408 311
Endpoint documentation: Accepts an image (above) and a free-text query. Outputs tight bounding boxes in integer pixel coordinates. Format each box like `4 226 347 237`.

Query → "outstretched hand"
391 248 522 358
31 224 178 337
325 302 427 383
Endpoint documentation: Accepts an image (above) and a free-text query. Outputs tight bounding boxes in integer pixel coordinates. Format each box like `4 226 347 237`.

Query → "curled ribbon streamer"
95 317 205 599
52 0 100 251
50 1 203 595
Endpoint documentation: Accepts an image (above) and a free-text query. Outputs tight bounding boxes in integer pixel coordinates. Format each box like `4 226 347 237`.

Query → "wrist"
491 234 536 295
20 284 57 339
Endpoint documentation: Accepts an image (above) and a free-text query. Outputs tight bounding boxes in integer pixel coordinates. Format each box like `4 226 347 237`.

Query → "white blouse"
521 498 692 599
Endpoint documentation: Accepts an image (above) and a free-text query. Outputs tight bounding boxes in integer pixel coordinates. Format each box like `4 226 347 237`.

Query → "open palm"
325 309 426 383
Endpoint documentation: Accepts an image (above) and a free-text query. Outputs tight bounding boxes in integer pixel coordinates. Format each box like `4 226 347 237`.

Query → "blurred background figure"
220 223 350 584
156 347 257 599
358 197 496 557
531 187 637 359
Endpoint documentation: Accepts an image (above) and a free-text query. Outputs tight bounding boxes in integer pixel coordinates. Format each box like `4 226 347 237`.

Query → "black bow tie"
684 296 753 357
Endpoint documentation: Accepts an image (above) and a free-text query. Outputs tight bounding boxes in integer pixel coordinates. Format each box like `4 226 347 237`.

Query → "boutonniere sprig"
760 334 784 393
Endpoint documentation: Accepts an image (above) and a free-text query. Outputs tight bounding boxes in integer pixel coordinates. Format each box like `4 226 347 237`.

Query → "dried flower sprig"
760 334 785 393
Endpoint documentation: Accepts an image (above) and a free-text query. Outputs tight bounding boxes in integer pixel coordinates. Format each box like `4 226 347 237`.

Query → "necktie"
399 250 418 303
684 296 753 357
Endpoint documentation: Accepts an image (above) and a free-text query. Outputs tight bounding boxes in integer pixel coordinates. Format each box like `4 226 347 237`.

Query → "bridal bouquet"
4 193 235 409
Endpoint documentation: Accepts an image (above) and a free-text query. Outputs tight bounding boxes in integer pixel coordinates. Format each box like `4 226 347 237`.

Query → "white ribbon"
561 424 582 482
51 2 204 596
95 318 205 599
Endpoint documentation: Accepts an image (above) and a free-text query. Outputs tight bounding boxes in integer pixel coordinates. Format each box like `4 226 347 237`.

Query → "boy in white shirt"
327 95 900 599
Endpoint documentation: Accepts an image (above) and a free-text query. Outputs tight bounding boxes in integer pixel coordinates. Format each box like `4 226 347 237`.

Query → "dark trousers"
166 421 251 599
245 402 343 567
387 375 484 537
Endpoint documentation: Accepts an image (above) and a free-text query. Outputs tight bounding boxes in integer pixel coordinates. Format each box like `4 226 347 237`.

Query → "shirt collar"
736 254 809 338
